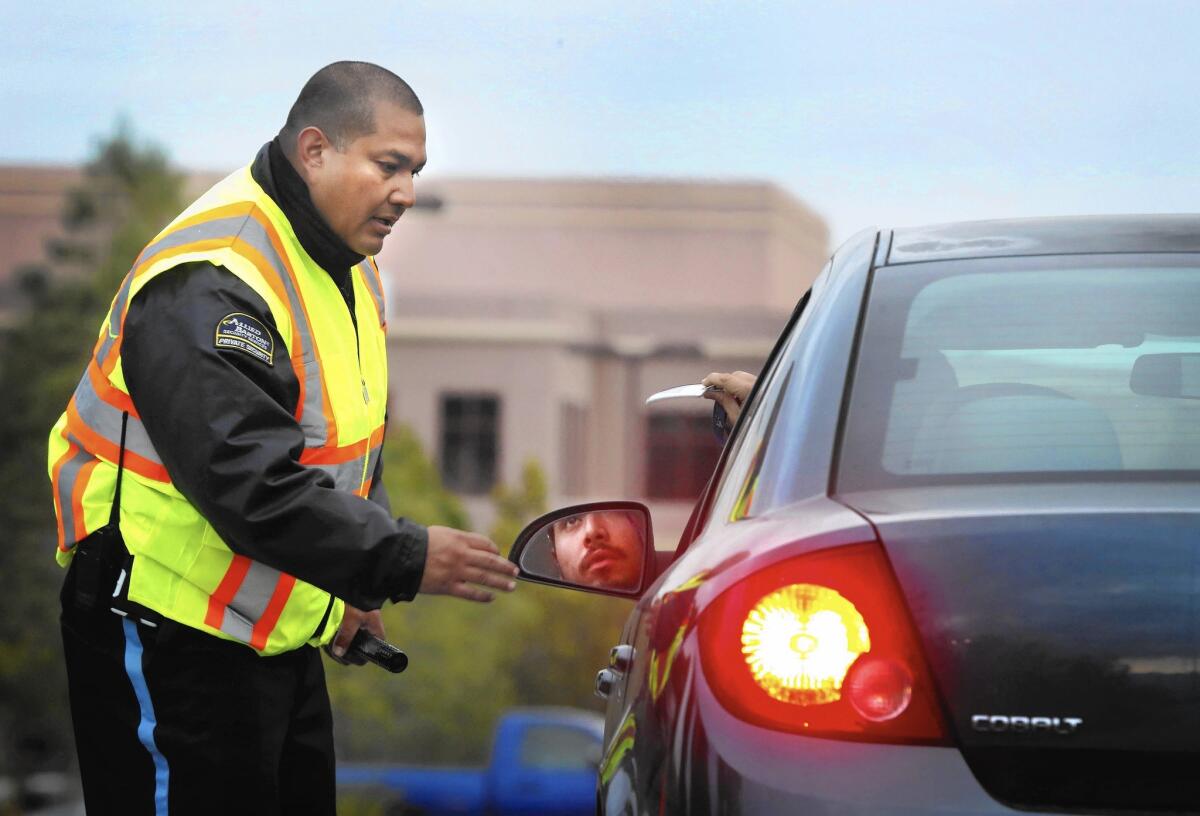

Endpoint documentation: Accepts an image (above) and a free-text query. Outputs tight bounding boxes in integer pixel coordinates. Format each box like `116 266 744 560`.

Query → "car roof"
884 214 1200 265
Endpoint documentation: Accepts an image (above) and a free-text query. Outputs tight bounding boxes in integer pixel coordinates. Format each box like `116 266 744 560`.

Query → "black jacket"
121 140 427 611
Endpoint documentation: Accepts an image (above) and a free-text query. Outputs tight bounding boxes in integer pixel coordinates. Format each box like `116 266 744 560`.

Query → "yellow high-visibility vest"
47 165 390 656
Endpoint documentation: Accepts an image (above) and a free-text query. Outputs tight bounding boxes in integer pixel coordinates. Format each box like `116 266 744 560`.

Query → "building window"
440 394 500 494
645 413 721 501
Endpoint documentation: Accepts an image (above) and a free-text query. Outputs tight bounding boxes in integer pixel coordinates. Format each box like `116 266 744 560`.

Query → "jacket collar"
250 139 364 285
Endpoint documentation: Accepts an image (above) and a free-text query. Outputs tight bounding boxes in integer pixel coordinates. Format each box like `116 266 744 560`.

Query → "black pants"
60 566 336 815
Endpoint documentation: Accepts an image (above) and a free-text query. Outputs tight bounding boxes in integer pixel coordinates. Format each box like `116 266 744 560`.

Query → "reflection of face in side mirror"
549 511 646 591
512 501 653 597
517 507 649 595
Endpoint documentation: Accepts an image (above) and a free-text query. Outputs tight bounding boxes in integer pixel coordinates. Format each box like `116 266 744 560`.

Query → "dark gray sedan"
511 216 1200 814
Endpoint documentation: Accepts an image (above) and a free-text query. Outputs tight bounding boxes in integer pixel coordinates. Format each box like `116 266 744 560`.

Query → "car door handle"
595 668 619 699
610 644 635 673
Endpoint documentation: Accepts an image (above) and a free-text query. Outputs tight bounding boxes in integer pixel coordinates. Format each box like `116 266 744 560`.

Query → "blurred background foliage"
0 124 187 785
0 126 627 785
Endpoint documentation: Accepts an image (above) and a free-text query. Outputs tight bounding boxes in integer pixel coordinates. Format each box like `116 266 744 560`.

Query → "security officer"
47 62 519 814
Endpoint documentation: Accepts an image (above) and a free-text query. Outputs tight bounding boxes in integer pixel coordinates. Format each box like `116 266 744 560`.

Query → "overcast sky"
4 1 1198 241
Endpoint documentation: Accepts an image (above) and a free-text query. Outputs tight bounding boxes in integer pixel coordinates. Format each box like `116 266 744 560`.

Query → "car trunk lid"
841 483 1200 812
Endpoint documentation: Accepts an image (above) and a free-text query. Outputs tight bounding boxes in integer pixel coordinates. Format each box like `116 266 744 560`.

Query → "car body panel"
839 482 1200 812
692 667 1027 815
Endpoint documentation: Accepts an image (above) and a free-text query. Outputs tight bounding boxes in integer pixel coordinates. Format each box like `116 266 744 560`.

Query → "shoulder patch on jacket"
214 312 274 365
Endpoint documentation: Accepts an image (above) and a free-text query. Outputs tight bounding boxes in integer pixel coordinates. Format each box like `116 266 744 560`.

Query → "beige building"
379 178 828 542
0 166 828 546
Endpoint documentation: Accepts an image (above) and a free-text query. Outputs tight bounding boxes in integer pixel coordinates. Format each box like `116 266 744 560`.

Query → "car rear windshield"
838 255 1200 490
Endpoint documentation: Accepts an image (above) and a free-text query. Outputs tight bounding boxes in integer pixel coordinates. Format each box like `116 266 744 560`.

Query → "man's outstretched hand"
420 526 519 602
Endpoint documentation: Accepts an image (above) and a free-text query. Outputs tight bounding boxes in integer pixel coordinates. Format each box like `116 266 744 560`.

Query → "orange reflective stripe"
205 554 252 630
87 359 137 416
250 574 297 652
65 401 168 482
299 421 386 466
299 438 371 466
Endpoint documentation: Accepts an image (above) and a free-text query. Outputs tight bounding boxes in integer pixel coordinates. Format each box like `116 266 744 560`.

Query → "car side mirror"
509 502 653 598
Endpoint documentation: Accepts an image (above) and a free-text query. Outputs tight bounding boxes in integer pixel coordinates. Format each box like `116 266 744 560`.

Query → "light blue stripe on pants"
122 618 170 815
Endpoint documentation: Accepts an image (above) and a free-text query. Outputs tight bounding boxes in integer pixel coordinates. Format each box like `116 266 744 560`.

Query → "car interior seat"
883 352 960 473
915 383 1124 473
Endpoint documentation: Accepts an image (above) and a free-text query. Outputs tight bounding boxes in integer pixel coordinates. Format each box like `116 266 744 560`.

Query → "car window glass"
702 263 831 529
839 256 1200 489
518 725 600 770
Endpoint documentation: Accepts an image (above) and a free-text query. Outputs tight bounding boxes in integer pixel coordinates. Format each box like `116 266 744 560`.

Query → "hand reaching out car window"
702 371 757 424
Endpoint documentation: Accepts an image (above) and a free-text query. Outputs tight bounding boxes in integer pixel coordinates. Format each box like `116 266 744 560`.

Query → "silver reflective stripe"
220 607 255 644
138 215 250 268
55 440 93 546
313 459 366 493
72 370 163 466
357 260 386 326
97 273 136 366
220 560 282 643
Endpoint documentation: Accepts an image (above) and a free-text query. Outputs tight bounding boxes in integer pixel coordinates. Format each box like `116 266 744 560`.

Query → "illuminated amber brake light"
699 541 949 742
741 583 870 705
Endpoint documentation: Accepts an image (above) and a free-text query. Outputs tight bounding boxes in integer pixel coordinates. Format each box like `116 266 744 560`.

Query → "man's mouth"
370 215 399 233
583 548 623 574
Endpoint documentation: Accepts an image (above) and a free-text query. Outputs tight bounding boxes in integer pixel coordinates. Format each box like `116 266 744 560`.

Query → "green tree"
0 124 185 778
488 459 548 554
379 424 471 531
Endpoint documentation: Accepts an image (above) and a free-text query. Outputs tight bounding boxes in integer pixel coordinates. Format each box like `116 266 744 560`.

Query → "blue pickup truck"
337 707 603 815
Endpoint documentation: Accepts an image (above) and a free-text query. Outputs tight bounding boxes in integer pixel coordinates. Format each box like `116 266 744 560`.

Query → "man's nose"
389 174 416 209
583 514 609 544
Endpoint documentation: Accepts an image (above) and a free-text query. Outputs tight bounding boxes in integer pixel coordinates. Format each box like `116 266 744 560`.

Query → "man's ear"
295 126 332 172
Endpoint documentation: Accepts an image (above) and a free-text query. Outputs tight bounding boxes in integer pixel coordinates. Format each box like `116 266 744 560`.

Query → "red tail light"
697 541 948 744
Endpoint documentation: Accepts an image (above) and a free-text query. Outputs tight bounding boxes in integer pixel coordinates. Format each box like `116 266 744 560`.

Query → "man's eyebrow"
378 150 425 169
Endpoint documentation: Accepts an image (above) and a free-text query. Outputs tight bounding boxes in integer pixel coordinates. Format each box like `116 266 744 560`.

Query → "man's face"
305 101 427 256
552 511 644 590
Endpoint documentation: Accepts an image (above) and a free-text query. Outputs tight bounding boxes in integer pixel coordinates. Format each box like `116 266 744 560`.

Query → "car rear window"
838 255 1200 490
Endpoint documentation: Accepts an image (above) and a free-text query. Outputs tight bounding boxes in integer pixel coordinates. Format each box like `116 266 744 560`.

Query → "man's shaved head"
280 61 423 152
